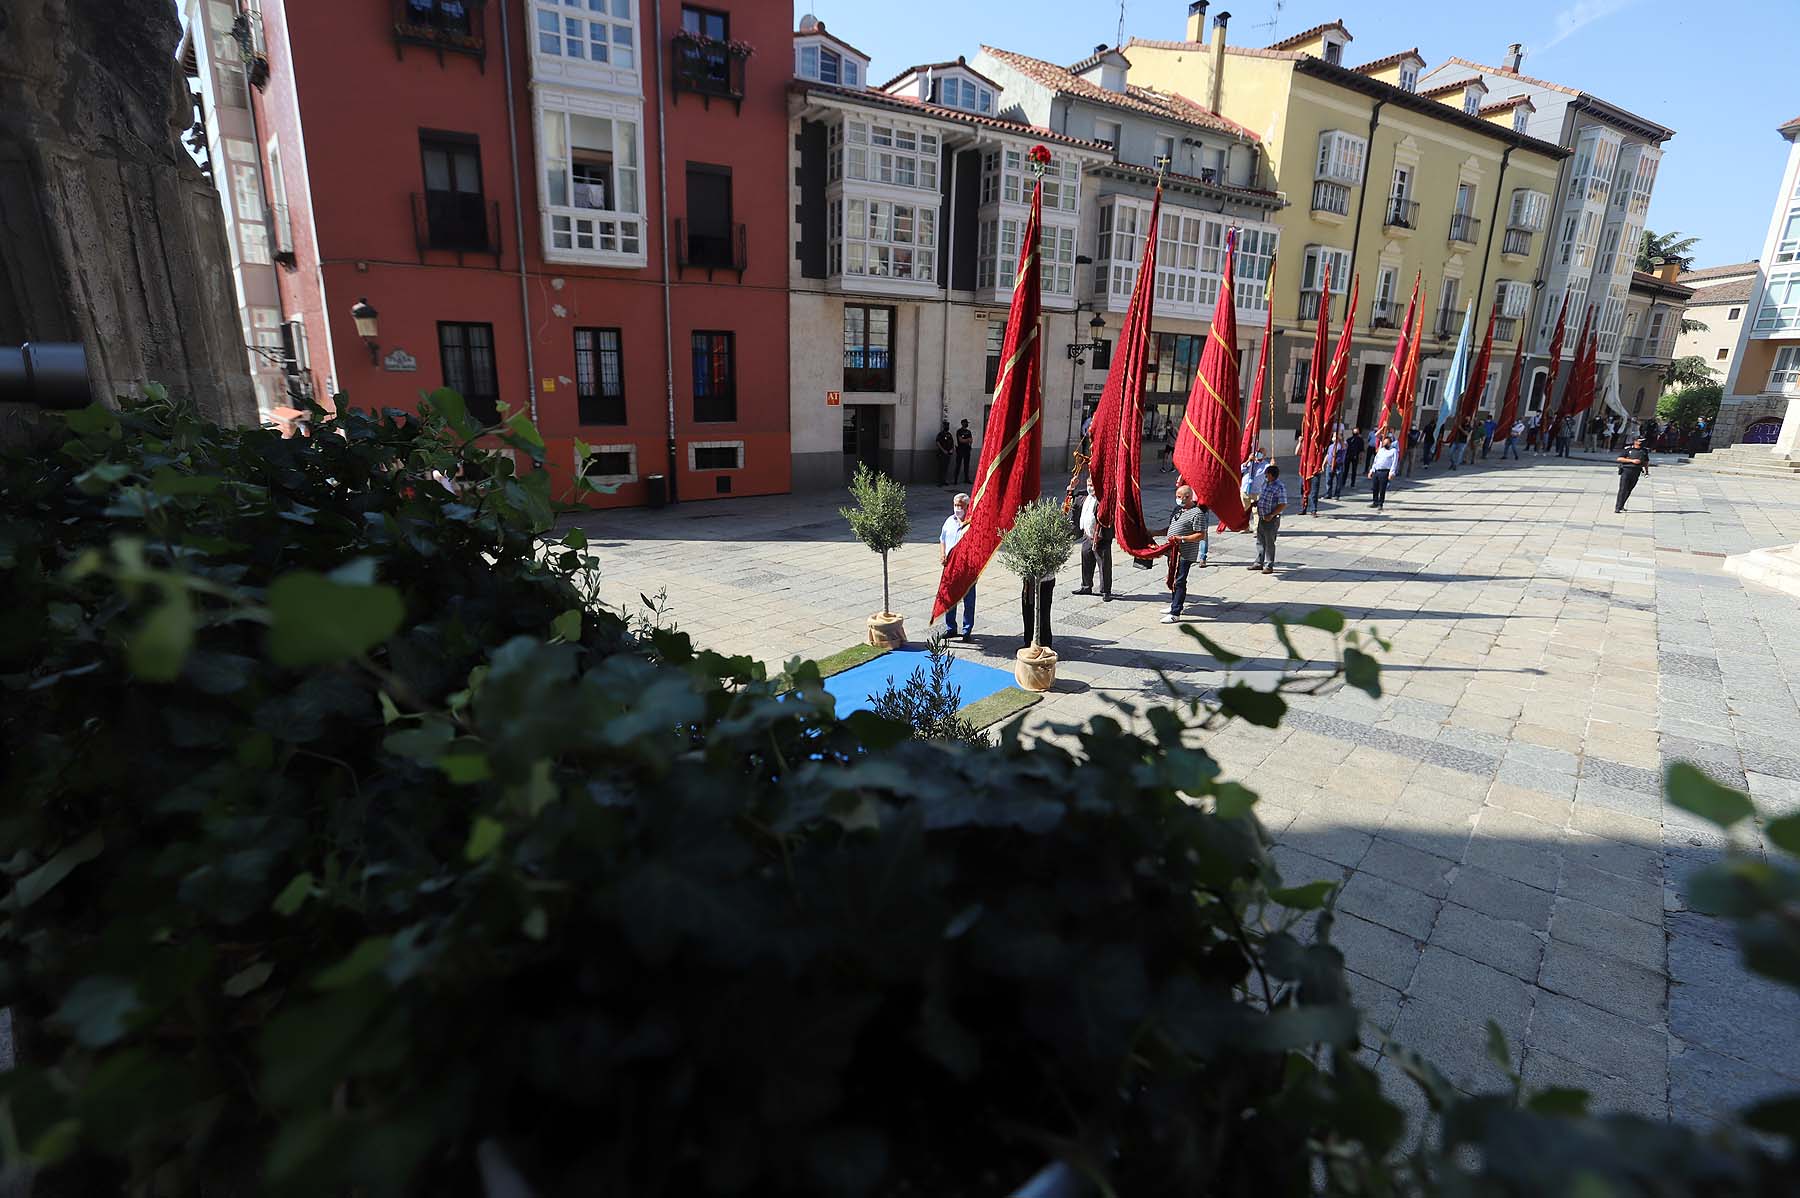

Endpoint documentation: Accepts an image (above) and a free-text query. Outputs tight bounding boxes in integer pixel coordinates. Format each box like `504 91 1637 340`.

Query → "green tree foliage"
1638 228 1700 272
1659 381 1724 427
839 463 908 616
0 396 1796 1196
1662 354 1717 391
867 636 985 745
998 499 1078 649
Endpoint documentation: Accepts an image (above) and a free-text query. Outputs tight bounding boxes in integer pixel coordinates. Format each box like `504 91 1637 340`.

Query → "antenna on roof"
1252 0 1284 38
1117 0 1126 48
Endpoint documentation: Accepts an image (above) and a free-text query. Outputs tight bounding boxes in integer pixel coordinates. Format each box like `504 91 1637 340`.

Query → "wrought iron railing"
1502 226 1532 256
672 32 750 109
1311 180 1351 217
1448 213 1481 246
675 218 748 279
1383 196 1419 230
391 0 486 69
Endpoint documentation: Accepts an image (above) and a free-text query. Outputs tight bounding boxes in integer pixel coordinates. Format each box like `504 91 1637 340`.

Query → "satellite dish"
798 13 820 32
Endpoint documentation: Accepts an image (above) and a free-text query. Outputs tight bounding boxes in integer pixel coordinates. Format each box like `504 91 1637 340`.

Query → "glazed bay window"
1754 270 1800 335
976 219 1074 296
1770 346 1800 394
540 103 643 262
830 197 936 283
534 0 635 69
574 327 625 425
692 331 735 422
1298 245 1351 319
980 148 1080 212
1315 130 1366 185
1508 189 1549 233
831 119 939 191
843 305 894 391
1154 211 1204 307
1094 199 1149 302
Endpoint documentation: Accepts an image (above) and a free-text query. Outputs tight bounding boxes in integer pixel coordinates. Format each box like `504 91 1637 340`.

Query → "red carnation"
1027 144 1053 166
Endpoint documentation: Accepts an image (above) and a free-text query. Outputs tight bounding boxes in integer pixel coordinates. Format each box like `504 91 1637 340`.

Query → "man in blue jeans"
1160 484 1209 624
938 492 975 637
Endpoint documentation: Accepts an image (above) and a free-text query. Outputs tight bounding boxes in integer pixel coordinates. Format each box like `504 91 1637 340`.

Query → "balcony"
1299 290 1325 321
1311 180 1351 220
1383 196 1420 233
391 0 486 70
1370 303 1396 331
270 201 296 266
1435 306 1462 338
843 347 894 393
1502 226 1533 257
1494 317 1518 342
675 218 747 280
1448 213 1481 247
410 192 501 265
672 31 750 111
1622 335 1674 363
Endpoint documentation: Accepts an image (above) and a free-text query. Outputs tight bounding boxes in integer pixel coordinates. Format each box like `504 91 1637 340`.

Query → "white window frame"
1497 280 1531 319
1420 369 1444 411
1754 269 1800 334
1372 266 1398 324
1508 189 1549 232
1513 108 1528 132
1463 89 1481 115
536 91 646 266
1095 197 1149 301
980 147 1079 213
1771 345 1800 394
840 118 940 193
532 0 640 94
1775 203 1800 266
1300 245 1351 296
838 196 937 284
1397 63 1418 93
1316 130 1367 184
1095 119 1122 150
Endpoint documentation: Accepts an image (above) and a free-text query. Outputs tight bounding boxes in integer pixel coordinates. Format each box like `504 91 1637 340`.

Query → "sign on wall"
826 390 841 407
382 349 418 372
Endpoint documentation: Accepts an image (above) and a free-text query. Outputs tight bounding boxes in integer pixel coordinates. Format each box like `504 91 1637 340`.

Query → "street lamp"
350 297 380 364
1066 311 1107 361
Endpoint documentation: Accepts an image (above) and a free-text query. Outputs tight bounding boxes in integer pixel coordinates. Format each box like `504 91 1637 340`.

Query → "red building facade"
251 0 790 505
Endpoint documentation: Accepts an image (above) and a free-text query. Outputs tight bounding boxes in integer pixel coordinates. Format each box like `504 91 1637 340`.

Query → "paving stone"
1562 830 1662 885
1559 860 1662 925
1427 902 1543 981
1390 994 1523 1095
1539 940 1665 1026
1669 1040 1798 1128
1269 844 1348 889
1406 945 1535 1040
1527 990 1667 1081
1359 838 1455 898
1329 912 1424 991
1346 969 1403 1039
1279 817 1376 870
1520 1045 1668 1121
1445 865 1554 930
1550 896 1665 971
1485 783 1574 826
1463 834 1563 893
1338 871 1442 940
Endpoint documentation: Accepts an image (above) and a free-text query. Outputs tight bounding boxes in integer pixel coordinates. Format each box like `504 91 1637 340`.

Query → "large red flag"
1547 304 1593 447
1174 229 1250 532
1238 255 1277 465
1296 262 1333 509
1495 329 1526 437
1377 273 1422 437
1091 190 1170 561
931 161 1046 622
1540 294 1573 447
1451 304 1499 456
1393 279 1427 462
1321 273 1361 437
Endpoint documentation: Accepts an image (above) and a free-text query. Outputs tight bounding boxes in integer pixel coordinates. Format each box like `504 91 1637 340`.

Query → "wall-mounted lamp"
350 297 380 364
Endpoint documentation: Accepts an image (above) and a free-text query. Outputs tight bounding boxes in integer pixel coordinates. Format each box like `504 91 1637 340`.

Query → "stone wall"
0 0 255 429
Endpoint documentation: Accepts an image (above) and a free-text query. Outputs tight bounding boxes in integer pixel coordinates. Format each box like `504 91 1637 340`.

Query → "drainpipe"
233 1 293 404
1343 98 1385 325
939 148 959 423
1471 145 1513 330
653 0 678 502
497 0 538 424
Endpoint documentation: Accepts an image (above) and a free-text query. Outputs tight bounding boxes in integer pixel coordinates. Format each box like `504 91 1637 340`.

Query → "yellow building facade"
1126 15 1566 444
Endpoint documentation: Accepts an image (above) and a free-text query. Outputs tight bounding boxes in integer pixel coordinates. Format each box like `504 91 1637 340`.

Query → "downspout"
233 1 293 403
1471 145 1513 326
497 0 538 424
653 0 678 502
939 148 959 422
1343 97 1384 327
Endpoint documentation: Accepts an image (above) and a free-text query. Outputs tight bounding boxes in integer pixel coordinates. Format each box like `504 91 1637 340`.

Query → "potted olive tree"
999 497 1077 692
840 462 910 648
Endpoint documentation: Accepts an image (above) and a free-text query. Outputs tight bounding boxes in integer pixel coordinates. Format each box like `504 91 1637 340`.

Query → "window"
1096 200 1149 299
574 327 624 424
540 104 642 258
1398 63 1418 93
1513 107 1529 133
1372 266 1398 325
280 320 309 374
1454 182 1476 216
684 163 733 268
691 331 735 422
1300 245 1351 296
934 76 991 113
1716 347 1729 361
1156 211 1203 306
843 305 894 391
1777 206 1800 265
1323 39 1343 66
837 119 939 192
1595 223 1623 276
534 0 635 69
978 218 1074 295
1463 88 1480 115
1755 270 1800 334
984 319 1005 391
1643 307 1666 350
1146 333 1203 396
1437 277 1461 333
582 449 634 480
1316 130 1367 183
680 5 725 38
1153 134 1175 168
1390 163 1413 201
438 322 499 425
406 0 473 35
1288 355 1312 406
1420 370 1444 410
1508 189 1548 232
1773 346 1800 393
420 132 486 251
1232 225 1278 312
833 196 936 282
693 445 741 470
1728 307 1742 321
1497 280 1531 319
1095 119 1121 150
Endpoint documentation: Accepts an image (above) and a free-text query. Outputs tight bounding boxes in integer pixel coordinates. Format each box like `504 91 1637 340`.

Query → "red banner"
1238 256 1276 465
1495 329 1526 435
931 169 1045 622
1539 292 1571 447
1394 280 1427 462
1321 272 1360 436
1376 273 1422 438
1452 304 1498 455
1296 262 1333 509
1089 188 1169 561
1174 229 1250 532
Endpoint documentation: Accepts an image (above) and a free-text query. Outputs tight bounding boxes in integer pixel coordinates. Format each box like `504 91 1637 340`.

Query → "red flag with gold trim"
931 155 1047 622
1495 327 1526 436
1539 292 1572 447
1377 273 1422 437
1296 262 1333 510
1237 255 1276 466
1174 228 1249 532
1394 279 1427 461
1088 188 1168 560
1321 272 1361 436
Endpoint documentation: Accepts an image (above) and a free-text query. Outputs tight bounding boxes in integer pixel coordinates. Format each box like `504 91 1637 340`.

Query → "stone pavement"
568 450 1800 1126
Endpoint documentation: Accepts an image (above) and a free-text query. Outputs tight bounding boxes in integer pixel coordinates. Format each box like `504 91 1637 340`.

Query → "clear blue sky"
801 0 1791 266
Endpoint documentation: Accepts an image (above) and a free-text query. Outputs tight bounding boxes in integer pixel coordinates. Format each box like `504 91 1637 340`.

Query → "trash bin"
645 473 667 509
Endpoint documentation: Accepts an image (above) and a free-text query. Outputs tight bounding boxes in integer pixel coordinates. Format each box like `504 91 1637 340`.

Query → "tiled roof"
1267 20 1351 51
1678 260 1758 284
877 57 1003 93
1094 159 1285 208
1629 270 1694 298
1068 46 1130 74
793 22 870 62
980 46 1259 140
1479 95 1534 115
1352 48 1423 75
789 81 1112 152
1419 77 1480 100
1686 278 1754 307
1435 57 1674 141
1124 36 1299 62
1782 114 1800 137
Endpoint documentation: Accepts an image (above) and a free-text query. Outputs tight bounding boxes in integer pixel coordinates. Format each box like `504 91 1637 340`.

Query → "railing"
1502 226 1533 256
1435 306 1462 338
1299 290 1325 321
410 192 502 265
270 201 296 262
1448 213 1481 246
1383 196 1419 230
392 0 487 69
675 218 748 279
842 347 894 392
1753 303 1800 336
672 32 750 109
1494 317 1518 342
1370 303 1396 330
1311 180 1351 217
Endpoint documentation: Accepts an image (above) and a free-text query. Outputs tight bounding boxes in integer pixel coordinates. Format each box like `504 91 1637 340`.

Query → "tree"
839 463 909 618
1658 381 1723 427
1638 229 1700 272
1680 315 1708 335
1663 354 1717 390
868 636 985 744
997 499 1077 650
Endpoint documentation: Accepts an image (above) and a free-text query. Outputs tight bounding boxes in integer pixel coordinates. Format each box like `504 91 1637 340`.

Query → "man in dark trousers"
934 421 955 486
1072 484 1113 600
954 419 975 483
1344 426 1366 489
1615 436 1651 513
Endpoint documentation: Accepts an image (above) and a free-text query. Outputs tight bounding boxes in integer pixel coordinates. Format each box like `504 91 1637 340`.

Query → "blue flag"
1430 301 1473 453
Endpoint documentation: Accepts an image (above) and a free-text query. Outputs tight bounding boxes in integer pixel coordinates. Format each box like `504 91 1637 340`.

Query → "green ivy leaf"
465 816 505 861
1270 880 1338 910
1344 648 1382 698
1298 607 1345 633
551 610 582 642
1219 683 1287 728
128 587 194 682
1766 814 1800 857
505 410 544 449
273 872 315 916
1181 624 1244 665
313 937 391 991
426 387 475 436
267 571 405 668
441 752 493 784
9 830 104 910
1211 781 1259 820
521 907 548 941
223 961 275 998
563 528 588 550
1666 763 1754 829
53 976 141 1048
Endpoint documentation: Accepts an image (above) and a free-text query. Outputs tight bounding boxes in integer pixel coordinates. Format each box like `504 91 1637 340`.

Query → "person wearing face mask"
1159 484 1209 624
1366 434 1399 512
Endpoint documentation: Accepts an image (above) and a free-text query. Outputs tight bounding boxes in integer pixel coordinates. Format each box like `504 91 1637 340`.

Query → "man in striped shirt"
1252 466 1288 575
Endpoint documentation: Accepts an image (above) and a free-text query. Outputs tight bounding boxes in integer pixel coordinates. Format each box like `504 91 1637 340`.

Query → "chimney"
1208 11 1230 113
1505 42 1524 71
1658 261 1681 284
1094 43 1107 55
1186 1 1209 43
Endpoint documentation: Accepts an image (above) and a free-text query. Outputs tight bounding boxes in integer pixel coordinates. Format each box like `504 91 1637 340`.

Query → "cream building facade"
1719 115 1800 454
1674 261 1757 388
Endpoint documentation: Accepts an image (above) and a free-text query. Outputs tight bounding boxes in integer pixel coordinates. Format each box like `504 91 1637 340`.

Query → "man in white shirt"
1241 446 1269 502
1366 433 1400 511
1071 485 1113 600
1502 418 1524 460
938 493 975 638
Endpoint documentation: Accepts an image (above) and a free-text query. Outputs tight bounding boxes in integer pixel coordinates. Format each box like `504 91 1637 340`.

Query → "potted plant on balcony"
841 462 909 648
999 498 1077 692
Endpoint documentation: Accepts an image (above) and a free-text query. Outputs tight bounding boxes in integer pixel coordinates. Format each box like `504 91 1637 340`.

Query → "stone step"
1724 543 1800 597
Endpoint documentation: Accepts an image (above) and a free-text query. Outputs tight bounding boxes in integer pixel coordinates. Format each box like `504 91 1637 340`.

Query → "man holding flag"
1448 306 1497 469
931 146 1053 634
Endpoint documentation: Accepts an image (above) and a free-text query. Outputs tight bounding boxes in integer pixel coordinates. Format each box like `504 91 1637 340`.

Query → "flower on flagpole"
1027 144 1052 177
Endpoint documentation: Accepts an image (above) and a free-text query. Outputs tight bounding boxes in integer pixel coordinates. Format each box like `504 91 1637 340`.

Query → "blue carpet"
823 647 1017 716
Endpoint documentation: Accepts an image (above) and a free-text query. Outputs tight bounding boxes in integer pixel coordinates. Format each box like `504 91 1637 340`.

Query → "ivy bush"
0 393 1795 1196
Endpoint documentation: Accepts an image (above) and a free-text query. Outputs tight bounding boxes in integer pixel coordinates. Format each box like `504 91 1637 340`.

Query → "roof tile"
980 45 1258 140
1351 48 1423 75
1678 261 1759 284
1267 19 1351 51
790 80 1111 152
1685 278 1754 306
